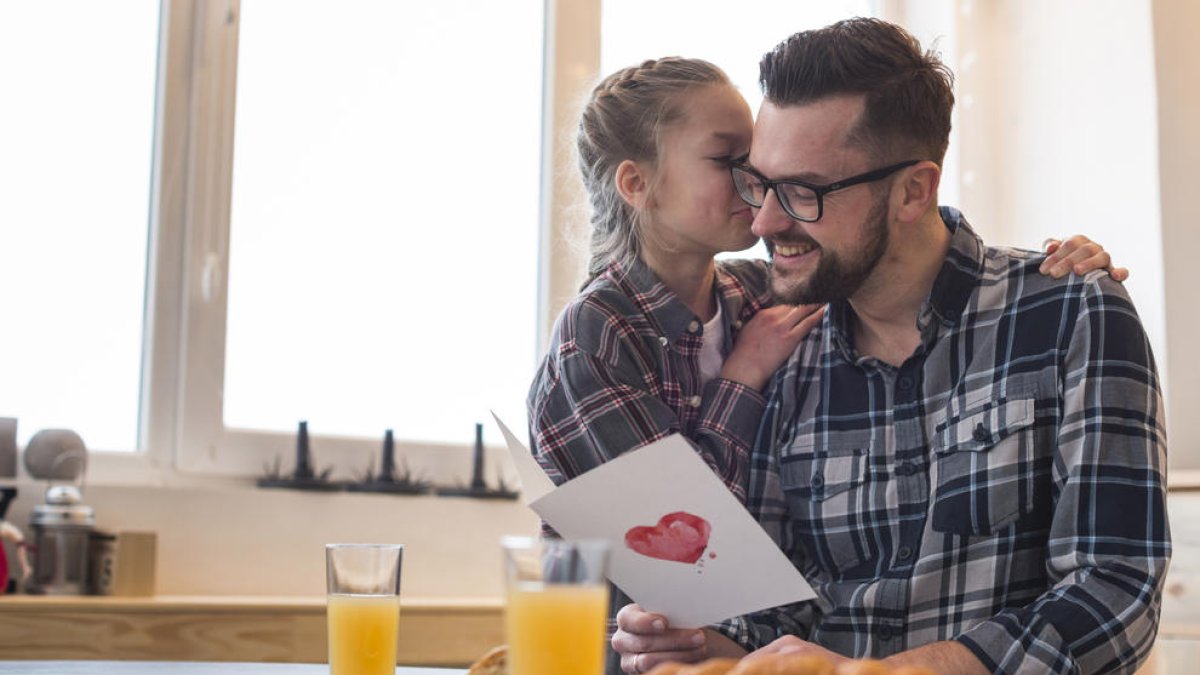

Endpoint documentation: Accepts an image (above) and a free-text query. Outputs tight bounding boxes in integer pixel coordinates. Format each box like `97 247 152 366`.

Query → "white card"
492 413 815 628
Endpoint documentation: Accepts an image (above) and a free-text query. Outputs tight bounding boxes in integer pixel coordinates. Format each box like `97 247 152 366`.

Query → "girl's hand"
720 304 825 392
1040 235 1129 281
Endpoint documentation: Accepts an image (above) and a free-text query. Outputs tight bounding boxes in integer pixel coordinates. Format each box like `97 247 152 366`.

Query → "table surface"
0 665 464 675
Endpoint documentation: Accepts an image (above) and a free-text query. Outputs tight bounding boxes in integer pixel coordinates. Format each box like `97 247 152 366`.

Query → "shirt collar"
827 206 985 360
603 258 701 346
921 206 985 333
603 258 763 346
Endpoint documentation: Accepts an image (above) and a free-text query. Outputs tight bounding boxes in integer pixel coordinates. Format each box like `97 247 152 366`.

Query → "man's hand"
1041 235 1129 281
748 635 851 666
612 604 707 674
611 604 747 673
883 640 990 674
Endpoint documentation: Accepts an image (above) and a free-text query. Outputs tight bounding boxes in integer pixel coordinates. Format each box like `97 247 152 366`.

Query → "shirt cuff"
697 378 767 449
955 609 1075 675
708 614 776 653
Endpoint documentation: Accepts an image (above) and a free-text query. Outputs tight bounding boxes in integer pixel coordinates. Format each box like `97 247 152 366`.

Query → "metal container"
27 485 95 595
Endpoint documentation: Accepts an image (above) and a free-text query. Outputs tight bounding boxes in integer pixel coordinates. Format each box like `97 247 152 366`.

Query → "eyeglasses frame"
730 159 922 222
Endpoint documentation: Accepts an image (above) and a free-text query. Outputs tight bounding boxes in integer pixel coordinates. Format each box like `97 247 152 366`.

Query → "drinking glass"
502 536 611 675
326 543 403 675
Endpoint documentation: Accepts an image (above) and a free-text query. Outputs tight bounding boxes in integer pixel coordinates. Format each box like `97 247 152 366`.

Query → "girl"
527 57 1121 675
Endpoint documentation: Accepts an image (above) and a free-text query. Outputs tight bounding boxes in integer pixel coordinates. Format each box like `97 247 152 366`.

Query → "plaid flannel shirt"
528 256 773 674
716 208 1170 675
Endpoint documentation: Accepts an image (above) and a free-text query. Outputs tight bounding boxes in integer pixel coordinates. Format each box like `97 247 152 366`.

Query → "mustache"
765 234 820 251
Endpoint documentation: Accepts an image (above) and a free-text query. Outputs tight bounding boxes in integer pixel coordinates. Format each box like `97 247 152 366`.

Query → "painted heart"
624 511 712 564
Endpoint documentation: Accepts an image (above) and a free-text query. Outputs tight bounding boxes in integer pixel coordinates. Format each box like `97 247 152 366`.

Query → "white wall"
1153 0 1200 471
952 0 1197 468
5 483 540 597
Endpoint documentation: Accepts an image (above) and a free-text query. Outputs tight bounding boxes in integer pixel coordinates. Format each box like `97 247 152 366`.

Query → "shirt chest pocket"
931 396 1047 536
780 440 872 575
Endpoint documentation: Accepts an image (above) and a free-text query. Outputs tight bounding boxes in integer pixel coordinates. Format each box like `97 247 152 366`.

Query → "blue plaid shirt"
716 208 1170 674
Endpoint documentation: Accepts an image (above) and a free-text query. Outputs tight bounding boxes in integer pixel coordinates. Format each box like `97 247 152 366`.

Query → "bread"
645 654 933 675
466 645 507 675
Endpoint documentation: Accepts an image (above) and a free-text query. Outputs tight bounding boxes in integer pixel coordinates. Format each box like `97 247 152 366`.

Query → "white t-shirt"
698 300 726 387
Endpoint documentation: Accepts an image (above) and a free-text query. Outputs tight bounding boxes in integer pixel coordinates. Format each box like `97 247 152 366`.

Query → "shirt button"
687 320 700 333
898 376 914 391
689 395 702 408
973 423 990 442
658 336 669 347
810 472 824 490
733 320 744 329
877 625 894 641
897 546 913 561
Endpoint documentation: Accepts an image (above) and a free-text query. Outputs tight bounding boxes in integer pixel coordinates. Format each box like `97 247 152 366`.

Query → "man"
613 18 1169 674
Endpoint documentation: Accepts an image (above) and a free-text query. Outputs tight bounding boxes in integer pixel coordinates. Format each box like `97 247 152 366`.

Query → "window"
0 0 160 453
221 1 542 444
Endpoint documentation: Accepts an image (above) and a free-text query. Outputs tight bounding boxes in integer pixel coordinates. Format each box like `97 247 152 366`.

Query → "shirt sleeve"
709 366 818 651
955 275 1171 674
529 339 766 501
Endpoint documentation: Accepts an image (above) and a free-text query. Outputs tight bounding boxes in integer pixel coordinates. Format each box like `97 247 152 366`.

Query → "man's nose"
750 190 793 239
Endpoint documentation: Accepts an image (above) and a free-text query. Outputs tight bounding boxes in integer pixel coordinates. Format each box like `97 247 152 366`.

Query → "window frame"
83 0 600 484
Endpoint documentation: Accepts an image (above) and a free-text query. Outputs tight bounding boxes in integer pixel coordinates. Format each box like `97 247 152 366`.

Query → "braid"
576 58 729 287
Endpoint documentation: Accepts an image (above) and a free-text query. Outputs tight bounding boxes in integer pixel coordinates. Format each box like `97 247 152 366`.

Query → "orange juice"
506 582 609 675
327 593 400 675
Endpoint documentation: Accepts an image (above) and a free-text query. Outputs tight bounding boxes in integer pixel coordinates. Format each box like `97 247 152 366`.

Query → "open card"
493 413 815 628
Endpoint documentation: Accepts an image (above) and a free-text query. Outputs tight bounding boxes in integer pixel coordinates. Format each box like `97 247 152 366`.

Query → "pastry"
466 645 507 675
645 654 935 675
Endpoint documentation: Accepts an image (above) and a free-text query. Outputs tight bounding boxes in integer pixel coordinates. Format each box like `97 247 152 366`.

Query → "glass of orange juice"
326 543 403 675
502 536 610 675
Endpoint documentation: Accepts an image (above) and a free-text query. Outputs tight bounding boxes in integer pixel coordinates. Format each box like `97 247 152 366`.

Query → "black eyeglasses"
730 159 920 222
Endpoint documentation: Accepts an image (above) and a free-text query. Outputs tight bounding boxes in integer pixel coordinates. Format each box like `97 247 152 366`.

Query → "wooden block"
113 531 156 597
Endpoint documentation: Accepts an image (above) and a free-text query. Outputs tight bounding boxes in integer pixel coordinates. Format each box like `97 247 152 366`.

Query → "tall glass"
502 536 610 675
326 543 403 675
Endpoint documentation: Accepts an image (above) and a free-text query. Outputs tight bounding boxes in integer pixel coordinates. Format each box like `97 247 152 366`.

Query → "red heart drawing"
624 511 712 564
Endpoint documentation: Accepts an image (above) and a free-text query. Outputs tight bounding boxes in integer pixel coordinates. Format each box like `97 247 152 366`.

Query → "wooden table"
0 595 502 665
0 664 464 674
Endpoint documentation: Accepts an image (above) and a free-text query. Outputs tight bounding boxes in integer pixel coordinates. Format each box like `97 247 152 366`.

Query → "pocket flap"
935 397 1035 453
782 444 868 501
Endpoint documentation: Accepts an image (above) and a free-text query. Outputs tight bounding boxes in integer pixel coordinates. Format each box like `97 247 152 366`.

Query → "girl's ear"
615 159 651 209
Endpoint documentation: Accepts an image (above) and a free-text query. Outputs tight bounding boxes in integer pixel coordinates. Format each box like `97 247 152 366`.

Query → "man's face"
747 95 892 305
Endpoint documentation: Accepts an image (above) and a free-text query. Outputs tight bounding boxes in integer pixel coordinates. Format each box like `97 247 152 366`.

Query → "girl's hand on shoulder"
720 304 825 392
1040 235 1129 281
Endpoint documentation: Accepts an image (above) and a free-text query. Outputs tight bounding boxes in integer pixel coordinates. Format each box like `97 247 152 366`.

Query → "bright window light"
0 0 159 453
223 0 543 445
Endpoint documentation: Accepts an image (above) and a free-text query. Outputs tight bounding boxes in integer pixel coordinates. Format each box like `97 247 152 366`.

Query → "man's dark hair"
760 18 954 165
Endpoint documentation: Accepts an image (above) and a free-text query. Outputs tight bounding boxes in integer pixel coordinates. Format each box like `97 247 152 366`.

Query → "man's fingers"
613 628 705 654
622 648 707 673
615 603 665 634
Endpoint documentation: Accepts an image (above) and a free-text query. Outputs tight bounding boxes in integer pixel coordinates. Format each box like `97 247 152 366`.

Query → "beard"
768 193 890 306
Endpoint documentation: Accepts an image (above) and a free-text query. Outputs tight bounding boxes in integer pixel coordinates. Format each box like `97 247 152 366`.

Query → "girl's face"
641 84 757 261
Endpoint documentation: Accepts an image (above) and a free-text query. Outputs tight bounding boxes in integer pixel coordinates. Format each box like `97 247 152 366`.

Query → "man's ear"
893 161 941 224
615 159 651 209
